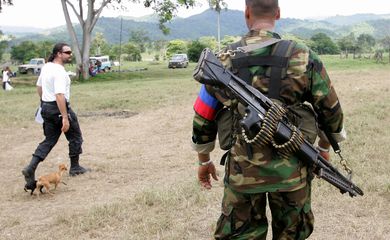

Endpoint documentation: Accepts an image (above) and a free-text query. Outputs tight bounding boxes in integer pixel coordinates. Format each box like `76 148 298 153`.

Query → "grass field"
0 56 389 239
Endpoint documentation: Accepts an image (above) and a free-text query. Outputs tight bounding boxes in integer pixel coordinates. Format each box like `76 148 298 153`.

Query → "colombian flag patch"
194 85 221 121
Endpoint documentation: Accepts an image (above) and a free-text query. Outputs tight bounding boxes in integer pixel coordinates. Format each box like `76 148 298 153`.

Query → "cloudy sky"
0 0 388 29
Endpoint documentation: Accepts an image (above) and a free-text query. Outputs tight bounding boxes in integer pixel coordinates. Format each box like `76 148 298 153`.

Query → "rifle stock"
193 48 363 197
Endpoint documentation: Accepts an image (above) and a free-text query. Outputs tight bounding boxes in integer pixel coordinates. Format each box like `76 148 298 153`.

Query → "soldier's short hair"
245 0 279 18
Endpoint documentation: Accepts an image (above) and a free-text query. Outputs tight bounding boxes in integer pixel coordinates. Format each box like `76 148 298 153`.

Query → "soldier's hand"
198 161 218 190
61 117 70 133
319 151 330 161
317 139 331 161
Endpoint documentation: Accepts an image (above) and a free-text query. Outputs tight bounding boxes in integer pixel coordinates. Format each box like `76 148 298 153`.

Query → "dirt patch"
78 110 138 119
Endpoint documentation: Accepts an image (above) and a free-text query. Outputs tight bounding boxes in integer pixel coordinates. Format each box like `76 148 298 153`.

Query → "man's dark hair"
245 0 279 17
48 43 69 62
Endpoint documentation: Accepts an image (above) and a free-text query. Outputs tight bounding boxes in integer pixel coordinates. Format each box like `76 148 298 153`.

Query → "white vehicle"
89 55 111 71
18 58 45 74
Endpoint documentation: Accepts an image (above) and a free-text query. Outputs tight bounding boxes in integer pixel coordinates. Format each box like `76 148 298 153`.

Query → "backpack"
216 39 318 155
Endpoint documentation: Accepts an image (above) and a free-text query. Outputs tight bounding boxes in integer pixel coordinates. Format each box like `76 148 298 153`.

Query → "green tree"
309 33 339 55
10 41 39 63
123 42 142 61
91 32 110 56
220 35 239 49
60 0 196 79
107 44 121 61
129 29 150 53
36 40 55 60
337 33 356 58
0 0 13 12
356 34 376 57
0 30 8 61
208 0 228 51
166 39 187 58
187 40 207 62
151 39 167 59
199 36 217 51
380 36 390 63
282 34 310 46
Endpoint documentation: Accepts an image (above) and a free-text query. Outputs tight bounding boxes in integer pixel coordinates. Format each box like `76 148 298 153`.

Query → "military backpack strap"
228 40 253 83
229 39 295 91
227 39 297 160
268 40 296 99
228 39 253 84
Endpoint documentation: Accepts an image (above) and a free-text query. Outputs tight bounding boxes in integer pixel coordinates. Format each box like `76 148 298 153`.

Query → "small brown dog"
36 163 68 196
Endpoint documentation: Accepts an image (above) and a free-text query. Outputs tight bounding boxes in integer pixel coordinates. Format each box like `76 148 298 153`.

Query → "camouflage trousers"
214 183 314 240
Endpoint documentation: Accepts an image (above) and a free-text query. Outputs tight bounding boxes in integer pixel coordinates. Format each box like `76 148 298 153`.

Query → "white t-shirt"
2 70 10 83
36 62 71 102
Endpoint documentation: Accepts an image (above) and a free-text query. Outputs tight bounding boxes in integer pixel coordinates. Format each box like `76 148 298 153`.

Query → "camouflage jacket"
192 30 346 193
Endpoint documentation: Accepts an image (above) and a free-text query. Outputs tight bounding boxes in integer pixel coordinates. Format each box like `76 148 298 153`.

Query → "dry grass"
0 64 389 239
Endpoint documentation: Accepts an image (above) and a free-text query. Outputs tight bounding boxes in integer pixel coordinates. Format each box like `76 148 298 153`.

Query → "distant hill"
121 13 160 23
322 13 390 26
0 26 45 38
2 9 389 45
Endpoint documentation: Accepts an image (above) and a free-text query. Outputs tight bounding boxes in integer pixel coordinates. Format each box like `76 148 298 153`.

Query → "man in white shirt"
22 43 90 193
2 66 12 90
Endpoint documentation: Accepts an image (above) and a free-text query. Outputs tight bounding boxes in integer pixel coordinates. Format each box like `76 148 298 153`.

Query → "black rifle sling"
229 40 252 84
268 40 295 99
230 39 296 100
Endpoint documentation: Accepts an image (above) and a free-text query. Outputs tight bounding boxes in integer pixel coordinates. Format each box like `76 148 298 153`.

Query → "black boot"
69 156 90 176
22 156 41 191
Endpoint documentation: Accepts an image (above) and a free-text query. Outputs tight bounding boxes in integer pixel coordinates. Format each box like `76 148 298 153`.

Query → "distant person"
95 60 102 72
22 42 90 193
89 61 97 77
191 0 346 239
2 66 13 91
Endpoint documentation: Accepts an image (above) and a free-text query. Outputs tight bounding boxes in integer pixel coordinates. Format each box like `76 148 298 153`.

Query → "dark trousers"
2 82 5 90
33 102 83 160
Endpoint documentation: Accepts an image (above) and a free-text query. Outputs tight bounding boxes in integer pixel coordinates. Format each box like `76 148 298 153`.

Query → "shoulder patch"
194 85 221 120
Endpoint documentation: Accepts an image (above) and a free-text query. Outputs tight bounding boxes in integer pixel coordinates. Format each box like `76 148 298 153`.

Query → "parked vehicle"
89 55 111 71
168 54 189 68
18 58 45 74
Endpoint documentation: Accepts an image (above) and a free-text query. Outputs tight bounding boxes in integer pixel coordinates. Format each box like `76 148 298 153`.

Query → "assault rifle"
193 48 364 197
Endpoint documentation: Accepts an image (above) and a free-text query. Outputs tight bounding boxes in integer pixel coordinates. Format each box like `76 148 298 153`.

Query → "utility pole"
119 16 123 73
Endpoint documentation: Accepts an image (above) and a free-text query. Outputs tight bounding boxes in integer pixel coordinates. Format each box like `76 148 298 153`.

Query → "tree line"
2 29 389 65
309 32 390 62
0 29 238 64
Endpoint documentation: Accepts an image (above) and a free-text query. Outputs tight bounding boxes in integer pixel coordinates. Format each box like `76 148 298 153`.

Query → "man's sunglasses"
62 51 72 55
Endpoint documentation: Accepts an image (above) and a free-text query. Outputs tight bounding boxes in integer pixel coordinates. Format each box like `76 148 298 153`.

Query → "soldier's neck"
249 20 275 31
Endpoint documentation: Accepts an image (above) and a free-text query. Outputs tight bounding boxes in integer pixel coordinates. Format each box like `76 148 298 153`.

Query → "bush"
187 40 207 62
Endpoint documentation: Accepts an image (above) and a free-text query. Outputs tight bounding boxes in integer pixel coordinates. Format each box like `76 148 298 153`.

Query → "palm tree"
208 0 227 52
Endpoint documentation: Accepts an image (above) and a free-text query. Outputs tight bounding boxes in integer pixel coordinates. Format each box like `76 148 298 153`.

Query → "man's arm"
192 113 219 190
307 50 346 160
192 84 222 189
56 93 69 133
37 86 42 99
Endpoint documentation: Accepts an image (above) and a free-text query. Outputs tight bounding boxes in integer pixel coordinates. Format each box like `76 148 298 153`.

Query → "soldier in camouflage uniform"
191 0 347 239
